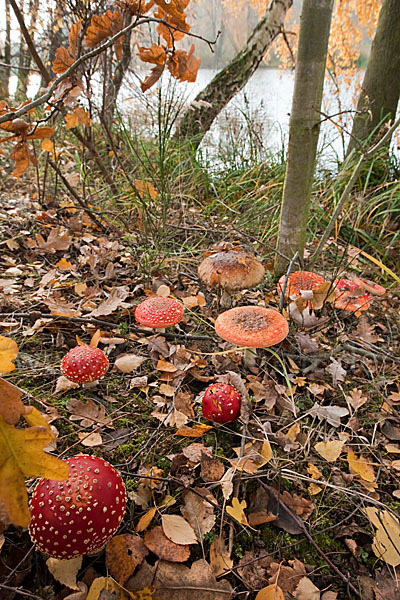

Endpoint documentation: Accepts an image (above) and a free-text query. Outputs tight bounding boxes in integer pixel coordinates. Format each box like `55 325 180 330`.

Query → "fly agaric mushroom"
135 297 184 332
215 305 289 364
198 249 265 307
29 455 126 559
61 345 109 384
334 279 373 312
277 271 326 301
202 382 241 423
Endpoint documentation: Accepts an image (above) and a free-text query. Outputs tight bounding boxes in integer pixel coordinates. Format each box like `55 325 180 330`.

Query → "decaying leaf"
66 397 112 428
268 559 307 594
210 537 233 577
180 488 215 541
106 534 148 585
325 358 347 387
144 526 190 562
201 453 225 482
0 377 32 425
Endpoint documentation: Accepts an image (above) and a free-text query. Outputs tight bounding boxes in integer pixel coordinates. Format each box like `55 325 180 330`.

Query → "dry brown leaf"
35 228 72 252
77 431 103 446
105 534 148 585
309 403 349 427
143 526 190 562
136 507 157 533
180 489 215 541
52 46 74 73
201 453 225 482
0 378 32 425
175 424 213 437
46 556 82 590
161 514 198 545
66 398 112 428
230 440 272 474
268 559 306 594
325 358 347 387
314 440 344 462
307 463 322 479
127 558 233 599
88 286 129 317
210 538 233 577
293 577 320 599
54 375 80 394
182 443 211 464
347 388 369 410
115 354 146 373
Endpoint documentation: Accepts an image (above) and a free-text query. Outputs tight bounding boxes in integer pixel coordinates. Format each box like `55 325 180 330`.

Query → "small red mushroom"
61 345 109 384
202 382 241 423
135 297 184 330
277 271 326 300
29 455 126 559
334 279 373 312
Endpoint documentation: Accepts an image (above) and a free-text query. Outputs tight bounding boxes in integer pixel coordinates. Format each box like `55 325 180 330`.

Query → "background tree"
175 0 293 147
346 0 400 154
275 0 334 273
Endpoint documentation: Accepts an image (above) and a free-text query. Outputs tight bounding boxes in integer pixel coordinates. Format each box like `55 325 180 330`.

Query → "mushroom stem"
243 347 258 368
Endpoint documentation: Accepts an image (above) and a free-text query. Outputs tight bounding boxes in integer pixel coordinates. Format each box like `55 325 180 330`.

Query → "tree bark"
347 0 400 154
174 0 293 147
275 0 334 274
0 0 11 98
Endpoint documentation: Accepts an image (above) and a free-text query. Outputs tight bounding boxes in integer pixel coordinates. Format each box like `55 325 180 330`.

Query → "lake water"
16 66 359 169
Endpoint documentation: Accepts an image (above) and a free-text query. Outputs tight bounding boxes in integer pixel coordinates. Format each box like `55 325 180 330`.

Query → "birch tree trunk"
346 0 400 154
274 0 334 273
0 0 11 98
174 0 293 147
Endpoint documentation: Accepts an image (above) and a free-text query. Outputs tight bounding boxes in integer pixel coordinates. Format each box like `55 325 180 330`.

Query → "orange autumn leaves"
52 0 201 93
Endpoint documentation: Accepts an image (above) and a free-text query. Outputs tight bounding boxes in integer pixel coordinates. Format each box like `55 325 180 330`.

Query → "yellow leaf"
210 537 233 577
87 576 154 599
0 414 69 526
56 257 74 270
136 507 156 533
308 483 323 496
347 450 375 482
307 463 322 480
364 507 400 567
226 497 249 526
175 424 213 437
65 107 92 130
286 422 301 441
315 440 344 462
0 335 18 373
0 378 32 425
41 138 54 152
134 179 158 199
90 329 102 348
255 584 285 599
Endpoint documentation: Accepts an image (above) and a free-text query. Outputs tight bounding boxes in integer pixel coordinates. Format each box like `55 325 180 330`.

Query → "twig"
0 17 215 125
255 478 362 598
0 583 43 599
47 158 111 233
310 115 400 265
279 251 299 313
0 61 41 73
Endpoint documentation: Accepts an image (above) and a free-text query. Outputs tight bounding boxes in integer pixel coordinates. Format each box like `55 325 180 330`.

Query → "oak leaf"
137 44 167 65
0 378 32 425
140 64 165 92
85 10 123 59
167 45 201 83
52 46 74 74
226 497 249 525
0 336 18 373
0 414 69 526
293 577 320 599
68 19 82 57
65 107 92 130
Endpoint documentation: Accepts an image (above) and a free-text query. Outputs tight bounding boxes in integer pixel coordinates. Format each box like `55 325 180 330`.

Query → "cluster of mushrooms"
28 248 385 561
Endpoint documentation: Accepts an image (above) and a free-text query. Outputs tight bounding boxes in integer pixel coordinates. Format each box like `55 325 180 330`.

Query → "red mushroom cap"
334 279 372 312
215 306 289 348
277 271 326 299
202 382 241 423
135 297 184 328
29 455 126 559
61 345 109 384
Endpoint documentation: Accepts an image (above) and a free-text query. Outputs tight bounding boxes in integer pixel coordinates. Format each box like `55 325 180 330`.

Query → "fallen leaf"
0 336 18 373
54 375 80 394
210 538 233 577
309 403 349 427
106 534 148 585
201 453 225 482
294 577 320 599
314 440 344 462
77 431 103 446
182 443 211 464
66 398 112 428
88 286 129 317
347 388 369 410
180 489 215 541
46 556 82 590
115 354 146 373
144 526 190 562
127 558 233 599
63 582 87 600
175 424 213 437
0 378 32 425
307 463 322 479
136 507 157 533
230 440 272 474
347 450 375 482
325 358 347 387
364 507 400 567
0 414 69 526
87 575 154 600
268 559 307 593
256 584 284 600
161 514 198 545
226 497 249 526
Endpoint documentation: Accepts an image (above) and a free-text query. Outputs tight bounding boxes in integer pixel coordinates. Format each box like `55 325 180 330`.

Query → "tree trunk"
0 0 11 98
174 0 293 147
275 0 334 274
347 0 400 154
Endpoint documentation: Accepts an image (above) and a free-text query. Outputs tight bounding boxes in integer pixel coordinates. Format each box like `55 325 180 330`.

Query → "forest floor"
1 173 400 600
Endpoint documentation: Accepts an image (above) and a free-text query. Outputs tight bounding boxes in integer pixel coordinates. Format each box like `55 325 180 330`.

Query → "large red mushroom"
61 345 109 384
334 279 373 312
29 455 126 559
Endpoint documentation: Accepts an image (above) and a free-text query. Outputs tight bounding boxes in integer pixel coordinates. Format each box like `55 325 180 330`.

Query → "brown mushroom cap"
215 306 289 348
198 250 265 291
